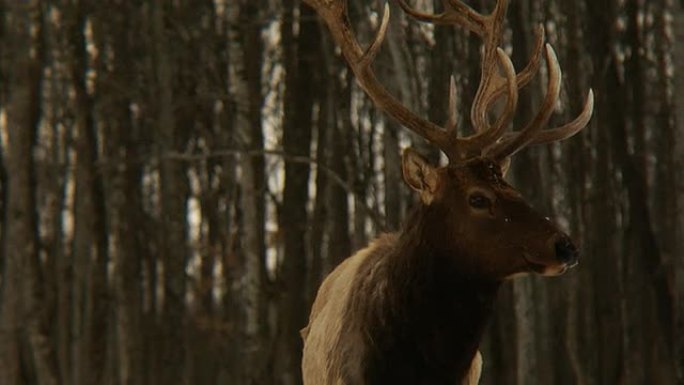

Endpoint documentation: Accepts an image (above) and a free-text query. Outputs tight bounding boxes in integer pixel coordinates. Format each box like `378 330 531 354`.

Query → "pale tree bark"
0 2 58 384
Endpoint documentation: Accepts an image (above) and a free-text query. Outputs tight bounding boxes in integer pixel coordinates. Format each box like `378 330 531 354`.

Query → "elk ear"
401 148 439 204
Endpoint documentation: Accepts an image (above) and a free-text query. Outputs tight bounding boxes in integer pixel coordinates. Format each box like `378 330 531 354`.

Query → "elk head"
304 0 594 280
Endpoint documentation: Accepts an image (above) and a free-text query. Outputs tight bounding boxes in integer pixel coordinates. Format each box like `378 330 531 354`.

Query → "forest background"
0 0 682 384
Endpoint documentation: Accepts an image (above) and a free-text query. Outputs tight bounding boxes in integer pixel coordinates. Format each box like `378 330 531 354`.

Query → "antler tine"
306 0 595 166
459 48 518 157
303 0 452 152
446 75 458 134
513 89 595 145
469 44 515 135
484 49 519 141
399 0 547 160
359 3 390 68
482 25 545 108
394 0 519 160
437 0 515 159
397 0 514 160
488 44 562 159
395 0 486 35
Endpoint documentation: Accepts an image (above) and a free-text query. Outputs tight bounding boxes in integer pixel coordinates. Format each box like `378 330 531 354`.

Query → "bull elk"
300 0 594 384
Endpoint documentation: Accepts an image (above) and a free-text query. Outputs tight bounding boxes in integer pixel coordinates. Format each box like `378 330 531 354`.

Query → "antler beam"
302 1 453 153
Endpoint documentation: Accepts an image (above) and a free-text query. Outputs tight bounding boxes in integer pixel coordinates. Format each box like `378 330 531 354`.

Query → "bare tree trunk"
507 2 543 384
91 3 146 384
0 2 57 384
611 5 676 384
212 5 245 383
187 6 227 382
43 68 72 385
622 4 649 382
65 2 109 384
151 2 190 384
275 2 317 384
228 1 269 383
382 6 410 231
308 33 333 298
581 3 627 385
382 121 401 230
109 123 147 385
348 75 372 251
560 2 592 384
0 7 29 383
661 2 684 382
326 63 352 270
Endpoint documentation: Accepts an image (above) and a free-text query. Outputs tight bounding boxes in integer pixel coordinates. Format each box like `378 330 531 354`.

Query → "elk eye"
468 193 491 209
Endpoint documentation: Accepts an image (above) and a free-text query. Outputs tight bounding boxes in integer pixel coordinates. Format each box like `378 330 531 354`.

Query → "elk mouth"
522 252 569 276
522 252 547 274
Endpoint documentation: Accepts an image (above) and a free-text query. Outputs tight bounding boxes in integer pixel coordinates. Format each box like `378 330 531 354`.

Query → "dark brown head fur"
401 150 578 279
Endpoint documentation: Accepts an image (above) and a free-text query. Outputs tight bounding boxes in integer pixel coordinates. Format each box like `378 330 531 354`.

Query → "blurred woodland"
0 0 682 384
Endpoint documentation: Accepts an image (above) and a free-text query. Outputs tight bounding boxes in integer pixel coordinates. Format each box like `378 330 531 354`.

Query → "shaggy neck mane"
347 204 501 385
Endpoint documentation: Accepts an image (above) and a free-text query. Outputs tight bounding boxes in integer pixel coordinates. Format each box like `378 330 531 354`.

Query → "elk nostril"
555 237 579 266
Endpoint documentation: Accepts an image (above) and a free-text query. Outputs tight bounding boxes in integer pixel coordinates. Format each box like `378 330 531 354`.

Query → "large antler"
303 0 594 164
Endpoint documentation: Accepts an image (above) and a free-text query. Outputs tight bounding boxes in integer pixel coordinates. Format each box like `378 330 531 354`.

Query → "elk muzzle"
531 234 579 276
554 235 579 267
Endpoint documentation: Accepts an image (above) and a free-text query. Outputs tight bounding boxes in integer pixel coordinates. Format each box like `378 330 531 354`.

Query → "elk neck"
354 204 502 384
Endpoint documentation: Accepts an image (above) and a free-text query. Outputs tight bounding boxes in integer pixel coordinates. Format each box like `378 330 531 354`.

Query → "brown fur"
302 158 577 385
301 0 590 380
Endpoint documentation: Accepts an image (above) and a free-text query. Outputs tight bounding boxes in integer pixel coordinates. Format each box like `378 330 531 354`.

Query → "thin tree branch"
162 149 387 230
